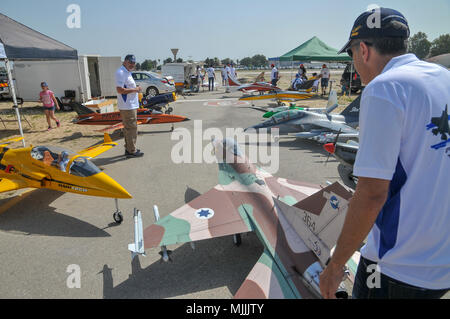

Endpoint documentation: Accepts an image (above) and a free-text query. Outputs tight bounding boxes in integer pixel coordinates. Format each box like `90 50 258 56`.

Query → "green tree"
135 62 141 70
240 57 253 67
251 54 267 67
141 59 157 70
408 32 431 59
163 57 173 64
176 58 183 63
429 34 450 57
221 58 234 65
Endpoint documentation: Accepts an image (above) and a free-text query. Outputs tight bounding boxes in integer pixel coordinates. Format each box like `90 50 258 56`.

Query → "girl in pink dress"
39 82 60 131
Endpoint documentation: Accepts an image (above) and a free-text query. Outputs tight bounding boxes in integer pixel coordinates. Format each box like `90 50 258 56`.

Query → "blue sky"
2 0 449 63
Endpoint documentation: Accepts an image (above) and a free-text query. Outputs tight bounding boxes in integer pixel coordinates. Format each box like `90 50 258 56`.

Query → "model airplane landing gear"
233 234 242 246
113 198 123 224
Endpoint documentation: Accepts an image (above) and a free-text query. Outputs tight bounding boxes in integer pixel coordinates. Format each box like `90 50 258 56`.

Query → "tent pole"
5 58 25 147
77 57 85 103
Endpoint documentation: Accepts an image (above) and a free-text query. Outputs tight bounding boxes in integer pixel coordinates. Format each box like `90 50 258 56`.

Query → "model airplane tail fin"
275 182 353 266
71 102 95 116
325 90 338 114
128 208 145 260
340 95 361 117
228 76 241 86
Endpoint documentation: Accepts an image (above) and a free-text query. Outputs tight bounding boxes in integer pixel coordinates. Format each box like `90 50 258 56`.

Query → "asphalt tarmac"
0 87 447 299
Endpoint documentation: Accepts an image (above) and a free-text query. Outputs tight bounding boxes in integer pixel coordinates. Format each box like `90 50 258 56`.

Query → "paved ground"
0 87 447 299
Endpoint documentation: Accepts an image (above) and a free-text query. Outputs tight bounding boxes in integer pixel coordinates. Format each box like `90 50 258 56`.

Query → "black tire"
113 211 123 224
233 234 242 247
337 164 357 190
146 86 159 97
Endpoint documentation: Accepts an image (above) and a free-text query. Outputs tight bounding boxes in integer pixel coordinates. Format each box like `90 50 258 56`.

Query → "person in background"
115 54 144 158
270 64 279 86
39 81 60 131
225 64 232 93
298 64 307 80
340 78 349 96
230 63 237 79
312 73 320 92
206 65 216 91
320 64 330 95
291 73 304 91
221 65 227 86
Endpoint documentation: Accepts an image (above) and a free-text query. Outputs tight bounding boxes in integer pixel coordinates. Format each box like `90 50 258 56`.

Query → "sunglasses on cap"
347 41 373 58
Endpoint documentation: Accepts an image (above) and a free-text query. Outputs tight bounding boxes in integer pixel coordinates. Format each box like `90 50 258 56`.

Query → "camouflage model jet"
128 138 360 299
245 95 361 136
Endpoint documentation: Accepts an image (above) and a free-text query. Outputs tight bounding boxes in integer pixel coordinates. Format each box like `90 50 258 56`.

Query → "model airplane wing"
143 185 254 248
77 133 117 159
0 178 28 193
234 249 299 299
98 119 151 132
0 136 24 148
307 120 358 135
273 182 353 266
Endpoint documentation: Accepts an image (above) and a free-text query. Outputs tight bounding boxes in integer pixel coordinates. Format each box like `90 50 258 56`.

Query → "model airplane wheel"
113 211 123 224
233 234 242 247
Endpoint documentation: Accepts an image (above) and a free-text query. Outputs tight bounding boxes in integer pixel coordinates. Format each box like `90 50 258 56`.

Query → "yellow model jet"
0 133 131 223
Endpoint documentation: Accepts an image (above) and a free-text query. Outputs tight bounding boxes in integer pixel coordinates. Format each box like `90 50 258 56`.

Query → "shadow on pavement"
100 233 262 299
0 189 111 238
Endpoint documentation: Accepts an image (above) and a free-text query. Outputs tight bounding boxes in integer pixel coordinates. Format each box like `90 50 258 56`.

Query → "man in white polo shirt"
270 64 279 86
115 54 144 158
320 8 450 299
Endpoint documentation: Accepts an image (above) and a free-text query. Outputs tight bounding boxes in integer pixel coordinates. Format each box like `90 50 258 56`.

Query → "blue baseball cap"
41 81 48 87
124 54 136 63
338 7 410 54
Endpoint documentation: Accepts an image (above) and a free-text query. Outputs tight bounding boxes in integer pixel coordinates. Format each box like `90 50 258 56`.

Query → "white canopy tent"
0 13 79 147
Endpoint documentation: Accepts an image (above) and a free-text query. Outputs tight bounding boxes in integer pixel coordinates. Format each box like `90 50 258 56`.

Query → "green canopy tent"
278 36 352 62
275 36 353 93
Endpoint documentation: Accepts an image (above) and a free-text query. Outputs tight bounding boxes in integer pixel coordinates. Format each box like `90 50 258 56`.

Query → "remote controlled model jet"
72 93 189 132
245 95 361 137
239 90 315 104
0 134 131 223
128 138 360 299
257 90 339 119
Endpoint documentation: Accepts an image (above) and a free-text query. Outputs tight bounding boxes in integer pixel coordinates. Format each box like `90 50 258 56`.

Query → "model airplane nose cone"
324 143 336 154
91 172 132 199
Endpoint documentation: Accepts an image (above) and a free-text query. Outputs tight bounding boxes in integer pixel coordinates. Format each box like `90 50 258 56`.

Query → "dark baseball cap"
338 7 410 54
124 54 136 63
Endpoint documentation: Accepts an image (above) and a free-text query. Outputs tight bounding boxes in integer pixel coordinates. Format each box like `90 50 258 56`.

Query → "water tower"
171 48 179 62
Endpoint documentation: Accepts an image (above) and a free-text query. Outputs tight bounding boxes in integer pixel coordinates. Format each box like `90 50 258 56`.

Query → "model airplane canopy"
0 13 78 60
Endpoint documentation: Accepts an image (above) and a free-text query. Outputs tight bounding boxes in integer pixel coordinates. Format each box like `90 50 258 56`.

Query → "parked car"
131 71 175 97
341 64 364 93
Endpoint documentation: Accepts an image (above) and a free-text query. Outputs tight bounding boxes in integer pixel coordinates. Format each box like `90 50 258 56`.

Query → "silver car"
131 71 175 97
